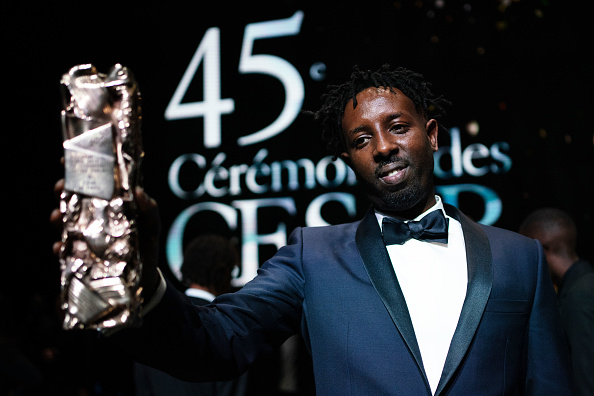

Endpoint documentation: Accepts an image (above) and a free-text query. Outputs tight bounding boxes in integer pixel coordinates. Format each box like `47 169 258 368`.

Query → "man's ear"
426 119 439 152
340 152 351 167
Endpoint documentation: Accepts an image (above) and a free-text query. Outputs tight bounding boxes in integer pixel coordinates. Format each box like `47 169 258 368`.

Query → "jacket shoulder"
478 222 538 249
299 219 361 241
446 203 539 251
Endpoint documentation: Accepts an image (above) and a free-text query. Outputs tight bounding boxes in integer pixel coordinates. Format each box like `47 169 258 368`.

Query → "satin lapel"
435 205 493 396
355 207 429 384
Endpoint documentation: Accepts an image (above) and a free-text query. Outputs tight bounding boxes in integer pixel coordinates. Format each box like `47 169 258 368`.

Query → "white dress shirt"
376 196 467 395
185 287 216 303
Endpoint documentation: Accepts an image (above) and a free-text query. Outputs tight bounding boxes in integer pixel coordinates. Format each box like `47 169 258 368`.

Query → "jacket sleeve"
111 227 306 382
525 240 573 395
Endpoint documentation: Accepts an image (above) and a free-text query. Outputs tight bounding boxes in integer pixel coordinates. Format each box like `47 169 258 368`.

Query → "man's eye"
390 124 407 133
353 136 369 148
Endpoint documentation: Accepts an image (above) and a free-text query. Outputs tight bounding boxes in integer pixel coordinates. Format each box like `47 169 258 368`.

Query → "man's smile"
377 162 408 185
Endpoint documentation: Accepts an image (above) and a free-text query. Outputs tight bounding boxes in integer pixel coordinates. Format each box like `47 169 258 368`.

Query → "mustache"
374 156 410 177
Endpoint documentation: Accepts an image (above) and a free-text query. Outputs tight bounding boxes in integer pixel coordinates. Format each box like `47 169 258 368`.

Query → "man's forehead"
524 224 560 241
344 86 416 115
355 86 402 99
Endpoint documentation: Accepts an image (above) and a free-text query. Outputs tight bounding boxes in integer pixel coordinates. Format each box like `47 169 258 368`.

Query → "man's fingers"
135 186 161 237
52 241 63 256
135 186 156 211
50 208 62 224
54 178 65 197
134 186 162 300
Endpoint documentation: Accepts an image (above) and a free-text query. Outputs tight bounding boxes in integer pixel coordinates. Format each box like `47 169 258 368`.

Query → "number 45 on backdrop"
165 11 305 149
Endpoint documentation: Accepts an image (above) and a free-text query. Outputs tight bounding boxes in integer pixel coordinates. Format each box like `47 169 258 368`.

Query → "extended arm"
52 183 305 382
112 227 306 382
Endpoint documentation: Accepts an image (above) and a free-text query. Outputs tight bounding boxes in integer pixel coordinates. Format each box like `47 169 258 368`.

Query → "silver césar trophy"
59 64 144 332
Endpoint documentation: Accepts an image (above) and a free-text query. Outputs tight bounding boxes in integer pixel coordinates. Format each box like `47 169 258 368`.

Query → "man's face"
340 87 439 218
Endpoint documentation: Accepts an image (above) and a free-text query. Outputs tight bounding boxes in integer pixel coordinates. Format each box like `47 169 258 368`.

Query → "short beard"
364 179 427 213
356 164 434 217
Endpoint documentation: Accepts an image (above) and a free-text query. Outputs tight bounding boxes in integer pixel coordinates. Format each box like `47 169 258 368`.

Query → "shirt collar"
185 287 216 302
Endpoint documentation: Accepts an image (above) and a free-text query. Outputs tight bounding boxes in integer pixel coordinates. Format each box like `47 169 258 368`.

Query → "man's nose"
373 131 398 161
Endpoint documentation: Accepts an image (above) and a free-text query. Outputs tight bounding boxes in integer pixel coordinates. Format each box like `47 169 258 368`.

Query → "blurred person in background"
520 208 594 396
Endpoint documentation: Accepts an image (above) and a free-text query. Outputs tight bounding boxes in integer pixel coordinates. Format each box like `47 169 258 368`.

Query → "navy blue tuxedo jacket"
123 205 572 395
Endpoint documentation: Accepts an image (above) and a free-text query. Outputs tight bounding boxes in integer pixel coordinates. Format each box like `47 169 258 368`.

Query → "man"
63 65 571 395
133 234 248 396
520 208 594 396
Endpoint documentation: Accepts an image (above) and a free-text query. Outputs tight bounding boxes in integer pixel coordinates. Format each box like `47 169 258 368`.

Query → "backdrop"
4 1 593 394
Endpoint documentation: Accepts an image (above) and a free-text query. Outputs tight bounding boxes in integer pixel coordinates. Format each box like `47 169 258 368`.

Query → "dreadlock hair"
310 64 450 159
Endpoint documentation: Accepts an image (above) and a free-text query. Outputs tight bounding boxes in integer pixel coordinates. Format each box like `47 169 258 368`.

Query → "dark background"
3 1 593 395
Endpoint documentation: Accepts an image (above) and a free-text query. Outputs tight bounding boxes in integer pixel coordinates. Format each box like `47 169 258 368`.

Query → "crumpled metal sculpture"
59 64 144 332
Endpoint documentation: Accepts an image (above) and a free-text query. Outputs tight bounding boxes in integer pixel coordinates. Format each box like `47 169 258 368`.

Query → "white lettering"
490 142 512 174
168 153 207 199
305 193 357 227
437 184 502 225
434 127 463 179
203 153 229 197
462 143 490 177
434 127 513 179
167 153 358 198
232 198 297 286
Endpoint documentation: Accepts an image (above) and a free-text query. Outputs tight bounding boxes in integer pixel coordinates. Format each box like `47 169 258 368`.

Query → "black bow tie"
382 210 449 245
